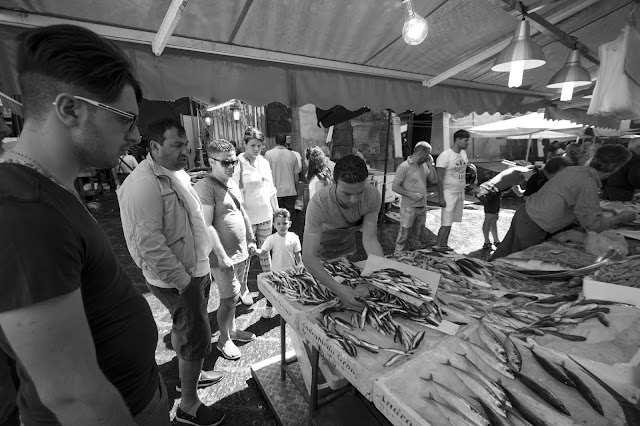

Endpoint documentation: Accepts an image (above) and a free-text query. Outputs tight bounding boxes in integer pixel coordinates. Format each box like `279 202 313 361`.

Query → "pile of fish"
263 260 361 305
419 320 609 426
438 291 615 342
388 250 541 292
358 288 443 328
592 256 640 288
315 304 426 367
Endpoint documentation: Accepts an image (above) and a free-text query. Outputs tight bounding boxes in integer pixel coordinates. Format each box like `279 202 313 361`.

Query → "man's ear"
53 93 82 129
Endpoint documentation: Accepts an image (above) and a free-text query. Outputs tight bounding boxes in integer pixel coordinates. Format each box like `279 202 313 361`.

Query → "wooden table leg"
280 316 286 381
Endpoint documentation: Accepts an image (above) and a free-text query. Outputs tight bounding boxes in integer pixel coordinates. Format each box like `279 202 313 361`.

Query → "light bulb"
204 116 213 126
402 0 428 45
508 60 524 88
233 109 241 121
560 81 574 101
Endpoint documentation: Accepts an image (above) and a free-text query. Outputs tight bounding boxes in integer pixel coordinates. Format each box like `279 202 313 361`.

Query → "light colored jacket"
118 154 199 289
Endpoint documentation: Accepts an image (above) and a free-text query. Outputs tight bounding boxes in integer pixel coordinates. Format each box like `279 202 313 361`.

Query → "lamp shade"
546 49 592 88
492 19 546 72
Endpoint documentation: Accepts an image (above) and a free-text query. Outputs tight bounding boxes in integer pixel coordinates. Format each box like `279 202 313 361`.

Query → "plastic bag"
588 25 640 120
584 230 629 258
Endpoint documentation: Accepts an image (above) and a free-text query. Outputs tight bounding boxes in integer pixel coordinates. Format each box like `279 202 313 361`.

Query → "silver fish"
561 362 604 416
506 407 534 426
421 392 478 426
446 360 507 417
504 335 522 372
475 398 514 426
478 320 508 363
421 374 490 426
460 336 514 379
457 352 509 405
502 386 577 426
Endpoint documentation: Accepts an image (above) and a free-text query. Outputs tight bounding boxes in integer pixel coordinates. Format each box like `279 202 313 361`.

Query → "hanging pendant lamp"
547 49 592 102
492 18 546 88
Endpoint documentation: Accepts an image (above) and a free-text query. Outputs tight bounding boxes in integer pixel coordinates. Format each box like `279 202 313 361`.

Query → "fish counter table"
256 251 640 425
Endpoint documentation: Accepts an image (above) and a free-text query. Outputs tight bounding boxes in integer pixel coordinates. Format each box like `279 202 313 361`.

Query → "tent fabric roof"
469 112 583 138
0 0 637 116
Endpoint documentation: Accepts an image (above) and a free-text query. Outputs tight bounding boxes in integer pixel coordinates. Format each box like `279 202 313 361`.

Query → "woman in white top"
306 145 334 200
232 127 278 308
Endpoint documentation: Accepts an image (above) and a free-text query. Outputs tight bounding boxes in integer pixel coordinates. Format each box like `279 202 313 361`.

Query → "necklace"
8 150 82 200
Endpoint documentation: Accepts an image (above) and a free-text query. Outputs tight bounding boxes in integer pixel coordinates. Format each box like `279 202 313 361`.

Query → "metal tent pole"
379 109 392 223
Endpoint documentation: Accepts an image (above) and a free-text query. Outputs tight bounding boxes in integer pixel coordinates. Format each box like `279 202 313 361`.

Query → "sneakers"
240 291 254 306
482 242 492 250
229 330 256 342
216 340 241 360
175 404 225 426
176 371 223 392
262 306 278 319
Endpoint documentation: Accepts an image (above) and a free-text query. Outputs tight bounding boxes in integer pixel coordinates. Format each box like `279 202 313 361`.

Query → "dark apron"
318 187 364 260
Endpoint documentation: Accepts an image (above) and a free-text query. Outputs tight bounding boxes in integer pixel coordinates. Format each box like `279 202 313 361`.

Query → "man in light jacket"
119 118 224 426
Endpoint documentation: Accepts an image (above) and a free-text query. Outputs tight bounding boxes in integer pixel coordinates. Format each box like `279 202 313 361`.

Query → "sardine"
530 348 575 387
421 392 478 426
421 374 490 426
502 386 578 426
333 316 354 330
504 335 522 372
561 362 604 415
512 370 570 415
460 336 514 379
383 353 407 367
446 360 507 416
478 321 508 363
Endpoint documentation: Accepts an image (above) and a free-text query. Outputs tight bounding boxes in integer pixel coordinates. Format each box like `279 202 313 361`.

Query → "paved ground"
91 190 521 424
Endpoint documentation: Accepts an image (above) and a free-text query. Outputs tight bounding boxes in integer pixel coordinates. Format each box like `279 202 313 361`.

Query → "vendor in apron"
302 155 384 308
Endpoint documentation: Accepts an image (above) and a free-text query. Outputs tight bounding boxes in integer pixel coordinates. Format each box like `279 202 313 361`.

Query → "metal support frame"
379 109 392 223
152 0 190 56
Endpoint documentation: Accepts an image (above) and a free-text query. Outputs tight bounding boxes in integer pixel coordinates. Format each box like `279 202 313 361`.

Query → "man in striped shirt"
491 145 637 260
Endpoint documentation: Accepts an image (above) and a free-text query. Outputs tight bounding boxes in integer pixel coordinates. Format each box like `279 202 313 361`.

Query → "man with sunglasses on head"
0 25 168 425
119 118 225 426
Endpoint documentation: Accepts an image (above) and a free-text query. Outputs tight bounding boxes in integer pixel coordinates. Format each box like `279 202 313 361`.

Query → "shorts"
211 259 248 299
483 192 501 215
146 275 212 361
441 190 464 226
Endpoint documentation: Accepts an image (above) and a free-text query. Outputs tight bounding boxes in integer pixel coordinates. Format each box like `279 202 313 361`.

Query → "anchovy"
383 353 407 367
411 331 426 350
504 335 522 372
446 360 507 416
333 316 354 330
460 336 514 379
561 362 604 415
421 374 490 426
530 348 575 387
478 321 508 363
502 386 578 426
421 392 478 426
512 370 570 415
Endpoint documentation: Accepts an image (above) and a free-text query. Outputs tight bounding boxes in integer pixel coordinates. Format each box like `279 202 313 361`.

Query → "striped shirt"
525 166 606 234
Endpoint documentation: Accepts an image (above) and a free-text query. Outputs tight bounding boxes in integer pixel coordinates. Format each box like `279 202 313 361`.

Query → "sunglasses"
211 158 238 168
53 95 139 133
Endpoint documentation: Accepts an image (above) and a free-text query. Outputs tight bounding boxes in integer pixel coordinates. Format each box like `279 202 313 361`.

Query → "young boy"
255 208 302 318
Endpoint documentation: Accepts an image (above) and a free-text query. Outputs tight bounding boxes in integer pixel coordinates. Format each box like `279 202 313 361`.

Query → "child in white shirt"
255 208 301 317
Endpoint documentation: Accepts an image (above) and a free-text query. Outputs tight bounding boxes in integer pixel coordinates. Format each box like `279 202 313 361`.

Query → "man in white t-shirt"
265 135 301 216
435 130 470 248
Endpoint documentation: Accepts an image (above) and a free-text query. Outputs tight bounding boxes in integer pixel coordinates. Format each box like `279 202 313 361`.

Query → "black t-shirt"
524 170 547 197
0 162 159 423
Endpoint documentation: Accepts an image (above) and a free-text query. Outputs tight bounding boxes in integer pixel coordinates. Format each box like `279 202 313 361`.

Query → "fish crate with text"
374 322 630 426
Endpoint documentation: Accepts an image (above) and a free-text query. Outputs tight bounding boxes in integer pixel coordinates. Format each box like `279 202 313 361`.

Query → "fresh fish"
446 360 507 416
597 312 610 327
478 320 508 363
383 353 407 367
502 386 577 426
511 370 570 415
563 303 599 317
530 348 575 387
457 352 509 405
506 407 534 426
561 362 604 415
411 331 426 350
421 392 478 426
475 398 514 426
421 374 490 426
460 336 514 379
332 316 354 330
504 335 522 372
